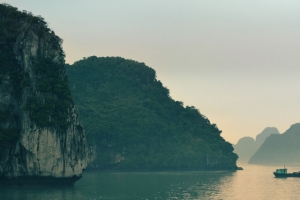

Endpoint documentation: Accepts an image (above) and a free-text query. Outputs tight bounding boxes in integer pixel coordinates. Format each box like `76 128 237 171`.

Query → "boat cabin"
275 168 287 174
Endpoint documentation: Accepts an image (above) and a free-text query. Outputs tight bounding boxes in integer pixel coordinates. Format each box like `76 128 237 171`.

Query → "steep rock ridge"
0 4 88 185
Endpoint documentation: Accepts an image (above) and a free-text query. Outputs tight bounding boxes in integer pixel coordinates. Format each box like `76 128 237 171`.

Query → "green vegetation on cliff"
0 4 72 153
24 57 72 130
67 56 238 170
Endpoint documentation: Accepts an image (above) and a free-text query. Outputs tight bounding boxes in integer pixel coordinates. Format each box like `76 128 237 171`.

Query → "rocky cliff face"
0 4 88 185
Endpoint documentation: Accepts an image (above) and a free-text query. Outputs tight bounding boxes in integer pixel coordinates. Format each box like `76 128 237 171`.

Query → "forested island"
67 56 239 170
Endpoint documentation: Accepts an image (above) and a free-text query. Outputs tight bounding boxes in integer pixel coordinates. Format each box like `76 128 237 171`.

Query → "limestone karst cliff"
0 4 88 185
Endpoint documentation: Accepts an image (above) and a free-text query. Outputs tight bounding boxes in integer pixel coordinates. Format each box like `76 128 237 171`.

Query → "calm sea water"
1 164 300 200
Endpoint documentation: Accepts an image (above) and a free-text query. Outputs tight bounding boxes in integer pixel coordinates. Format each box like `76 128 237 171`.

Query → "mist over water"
1 164 300 199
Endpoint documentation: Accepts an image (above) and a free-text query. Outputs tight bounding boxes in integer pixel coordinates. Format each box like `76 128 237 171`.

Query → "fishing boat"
273 168 300 178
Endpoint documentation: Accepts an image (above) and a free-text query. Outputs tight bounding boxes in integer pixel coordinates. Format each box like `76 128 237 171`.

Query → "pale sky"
3 0 300 144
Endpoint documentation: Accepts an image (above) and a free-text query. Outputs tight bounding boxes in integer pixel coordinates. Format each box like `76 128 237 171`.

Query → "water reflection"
75 170 236 200
4 166 300 200
161 171 235 199
0 185 85 200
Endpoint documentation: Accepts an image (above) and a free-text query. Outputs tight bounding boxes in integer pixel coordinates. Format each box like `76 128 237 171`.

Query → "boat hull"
273 172 300 178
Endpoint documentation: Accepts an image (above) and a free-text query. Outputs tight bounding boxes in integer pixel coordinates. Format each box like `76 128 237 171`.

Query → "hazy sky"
3 0 300 144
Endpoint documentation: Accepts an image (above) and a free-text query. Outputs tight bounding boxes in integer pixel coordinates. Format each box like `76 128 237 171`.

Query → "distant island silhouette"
249 123 300 165
234 127 279 163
